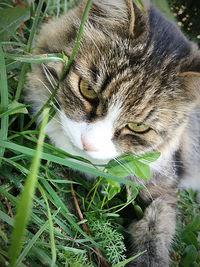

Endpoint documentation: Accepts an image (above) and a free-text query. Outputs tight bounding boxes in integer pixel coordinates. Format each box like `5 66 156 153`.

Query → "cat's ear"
88 0 148 38
124 0 135 37
124 0 150 38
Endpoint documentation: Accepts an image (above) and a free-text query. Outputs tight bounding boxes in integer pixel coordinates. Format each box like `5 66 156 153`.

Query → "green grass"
0 0 200 266
0 45 9 166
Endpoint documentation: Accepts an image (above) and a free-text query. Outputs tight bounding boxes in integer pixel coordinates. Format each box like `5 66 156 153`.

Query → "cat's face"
29 0 200 163
56 41 190 161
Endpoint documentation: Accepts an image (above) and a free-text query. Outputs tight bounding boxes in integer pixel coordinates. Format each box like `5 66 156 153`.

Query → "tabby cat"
26 0 200 266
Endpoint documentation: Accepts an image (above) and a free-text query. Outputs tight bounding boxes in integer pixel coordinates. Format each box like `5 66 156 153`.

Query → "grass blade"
15 0 44 101
9 108 49 267
5 53 64 64
37 184 57 267
0 139 140 186
0 45 8 166
112 251 146 267
0 104 29 118
61 0 93 79
16 209 60 267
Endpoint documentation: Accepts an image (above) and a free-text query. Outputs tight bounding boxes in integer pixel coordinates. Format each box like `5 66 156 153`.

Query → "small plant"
86 214 126 265
58 250 93 267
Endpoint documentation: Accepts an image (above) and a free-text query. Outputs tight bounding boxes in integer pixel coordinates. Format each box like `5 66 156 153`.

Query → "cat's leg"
126 193 177 267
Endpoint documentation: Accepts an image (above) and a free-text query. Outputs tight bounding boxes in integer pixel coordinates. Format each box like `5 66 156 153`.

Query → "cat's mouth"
69 140 114 165
68 133 120 163
60 112 120 163
72 138 117 161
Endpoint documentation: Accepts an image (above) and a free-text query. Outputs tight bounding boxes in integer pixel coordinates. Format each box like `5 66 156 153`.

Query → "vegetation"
168 0 200 46
0 0 199 266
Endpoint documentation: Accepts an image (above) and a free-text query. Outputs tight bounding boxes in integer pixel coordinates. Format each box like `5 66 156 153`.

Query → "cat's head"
29 0 200 162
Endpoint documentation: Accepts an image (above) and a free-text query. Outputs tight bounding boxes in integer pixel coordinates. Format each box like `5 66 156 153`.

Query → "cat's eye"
79 79 98 100
127 123 150 133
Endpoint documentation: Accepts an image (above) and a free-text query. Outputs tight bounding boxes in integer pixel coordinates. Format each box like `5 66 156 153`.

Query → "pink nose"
81 136 98 152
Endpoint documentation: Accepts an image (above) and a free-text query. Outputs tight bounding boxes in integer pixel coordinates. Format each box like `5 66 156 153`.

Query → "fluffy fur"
25 0 200 266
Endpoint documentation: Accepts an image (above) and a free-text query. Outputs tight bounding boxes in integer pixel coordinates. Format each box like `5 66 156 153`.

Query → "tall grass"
0 0 199 266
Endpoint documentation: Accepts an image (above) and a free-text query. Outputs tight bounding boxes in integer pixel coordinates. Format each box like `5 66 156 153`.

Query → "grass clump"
0 0 200 267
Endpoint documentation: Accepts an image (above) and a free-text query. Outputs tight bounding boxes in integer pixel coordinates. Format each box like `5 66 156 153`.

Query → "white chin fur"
45 111 120 164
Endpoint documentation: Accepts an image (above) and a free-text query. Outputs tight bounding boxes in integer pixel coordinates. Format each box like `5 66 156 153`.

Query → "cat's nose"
81 136 98 152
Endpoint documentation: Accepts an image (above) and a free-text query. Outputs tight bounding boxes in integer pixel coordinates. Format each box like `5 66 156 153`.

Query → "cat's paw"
126 195 176 267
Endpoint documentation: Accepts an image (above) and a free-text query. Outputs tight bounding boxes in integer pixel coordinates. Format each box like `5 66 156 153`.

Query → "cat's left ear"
124 0 149 37
124 0 149 38
124 0 135 37
88 0 148 39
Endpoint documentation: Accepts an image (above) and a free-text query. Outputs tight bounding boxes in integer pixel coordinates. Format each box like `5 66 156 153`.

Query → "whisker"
42 63 57 89
36 78 61 109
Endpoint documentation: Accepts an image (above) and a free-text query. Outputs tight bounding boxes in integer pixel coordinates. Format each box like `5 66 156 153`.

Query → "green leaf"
182 231 198 248
0 7 30 42
180 245 198 267
107 184 121 200
133 160 151 180
8 100 28 115
134 205 144 220
106 155 136 178
106 164 133 178
106 152 159 180
184 215 200 232
106 154 135 167
136 152 161 163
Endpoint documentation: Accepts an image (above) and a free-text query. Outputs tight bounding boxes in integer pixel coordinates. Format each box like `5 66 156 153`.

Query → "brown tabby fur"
26 0 200 266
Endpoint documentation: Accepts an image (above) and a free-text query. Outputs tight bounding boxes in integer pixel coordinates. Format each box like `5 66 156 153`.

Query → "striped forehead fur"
89 0 129 22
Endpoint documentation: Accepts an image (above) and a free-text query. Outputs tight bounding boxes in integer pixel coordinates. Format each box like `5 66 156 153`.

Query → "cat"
25 0 200 266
